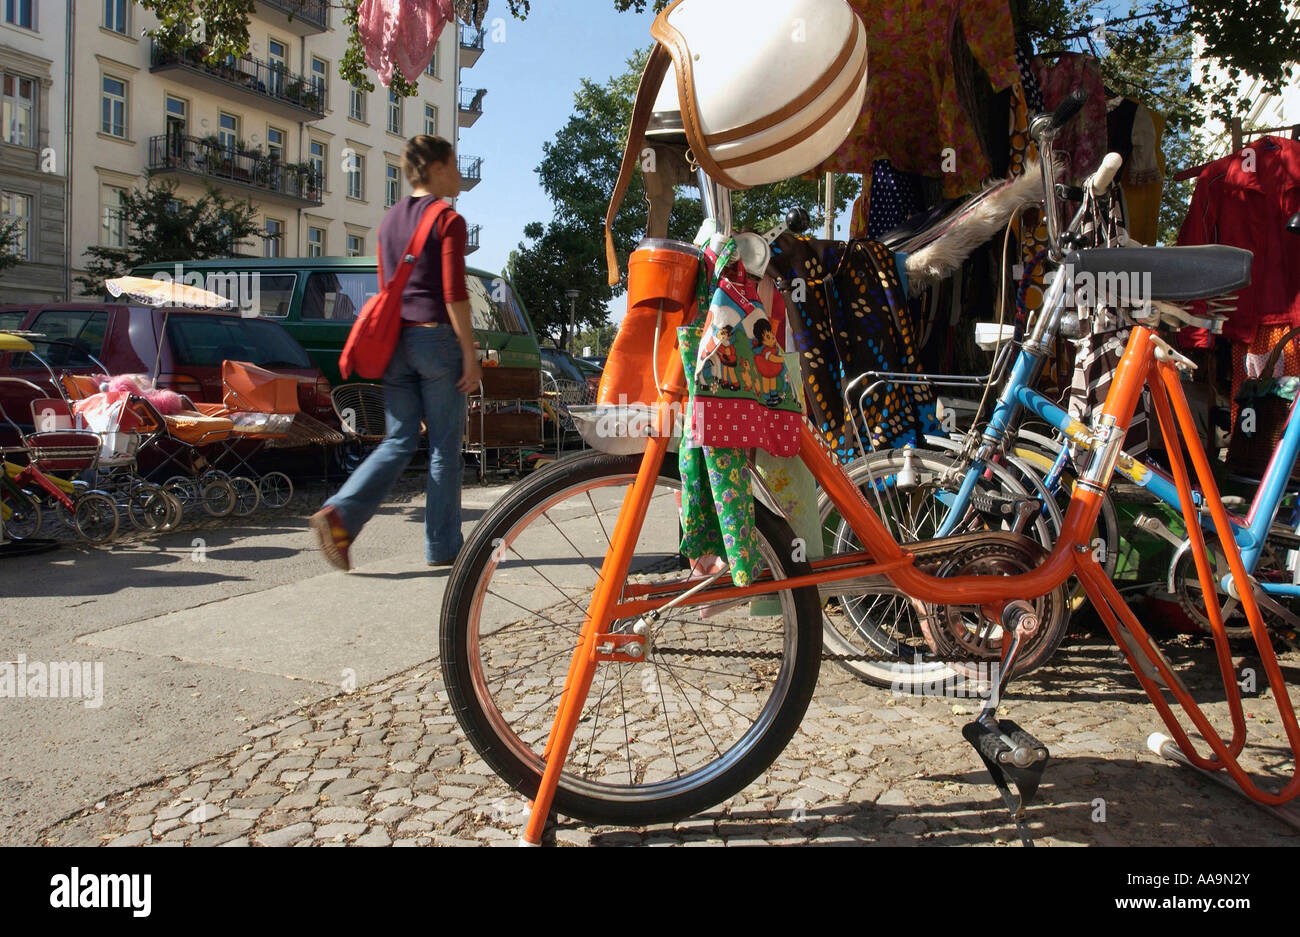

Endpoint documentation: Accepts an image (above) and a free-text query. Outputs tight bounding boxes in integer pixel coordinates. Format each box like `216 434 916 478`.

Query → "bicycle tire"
1 488 42 540
819 448 1069 692
440 450 823 827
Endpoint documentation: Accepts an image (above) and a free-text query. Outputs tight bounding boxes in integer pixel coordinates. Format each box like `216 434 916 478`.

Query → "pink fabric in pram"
358 0 455 87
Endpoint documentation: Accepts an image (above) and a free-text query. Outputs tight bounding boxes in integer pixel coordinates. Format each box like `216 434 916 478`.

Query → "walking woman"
310 135 481 570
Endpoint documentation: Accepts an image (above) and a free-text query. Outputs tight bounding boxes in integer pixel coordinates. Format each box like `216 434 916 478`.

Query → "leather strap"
605 43 672 287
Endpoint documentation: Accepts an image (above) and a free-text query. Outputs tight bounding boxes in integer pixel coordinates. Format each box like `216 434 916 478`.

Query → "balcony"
465 224 481 256
459 26 485 68
256 0 328 34
149 134 324 208
459 87 486 128
150 42 327 122
459 155 482 192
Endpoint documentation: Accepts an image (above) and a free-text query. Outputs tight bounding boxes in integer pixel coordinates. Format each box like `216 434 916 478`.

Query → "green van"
127 257 542 386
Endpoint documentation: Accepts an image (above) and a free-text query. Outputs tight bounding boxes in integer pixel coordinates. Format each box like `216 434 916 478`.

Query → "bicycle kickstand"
961 600 1050 847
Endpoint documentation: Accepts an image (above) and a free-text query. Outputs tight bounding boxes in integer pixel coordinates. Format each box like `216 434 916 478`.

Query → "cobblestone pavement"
38 630 1300 847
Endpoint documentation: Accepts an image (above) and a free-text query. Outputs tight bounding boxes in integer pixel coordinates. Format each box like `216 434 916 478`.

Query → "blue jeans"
326 326 466 563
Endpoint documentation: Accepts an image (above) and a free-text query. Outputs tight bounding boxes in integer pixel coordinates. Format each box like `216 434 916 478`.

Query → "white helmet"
648 0 867 188
605 0 867 284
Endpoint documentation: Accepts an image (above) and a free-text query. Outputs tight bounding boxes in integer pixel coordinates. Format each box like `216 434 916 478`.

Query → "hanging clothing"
1115 104 1165 245
1177 136 1300 346
358 0 455 86
818 0 1019 194
1230 323 1300 432
769 234 940 460
1032 52 1107 183
865 160 928 240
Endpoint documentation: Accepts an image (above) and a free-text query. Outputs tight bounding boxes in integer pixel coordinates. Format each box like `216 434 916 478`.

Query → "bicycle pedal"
962 718 1049 847
967 489 1039 520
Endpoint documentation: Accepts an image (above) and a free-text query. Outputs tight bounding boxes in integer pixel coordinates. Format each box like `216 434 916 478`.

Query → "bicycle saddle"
1062 245 1252 303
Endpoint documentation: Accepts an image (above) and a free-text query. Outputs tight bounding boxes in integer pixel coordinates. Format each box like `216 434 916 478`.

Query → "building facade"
0 0 484 304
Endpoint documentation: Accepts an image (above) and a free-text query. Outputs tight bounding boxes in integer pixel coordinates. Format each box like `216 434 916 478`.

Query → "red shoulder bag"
339 200 449 380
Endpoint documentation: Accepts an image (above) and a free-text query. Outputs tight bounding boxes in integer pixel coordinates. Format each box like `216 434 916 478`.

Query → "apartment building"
0 0 69 303
0 0 486 304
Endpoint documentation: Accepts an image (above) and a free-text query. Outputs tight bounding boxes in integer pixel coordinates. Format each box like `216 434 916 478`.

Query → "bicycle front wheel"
440 450 823 827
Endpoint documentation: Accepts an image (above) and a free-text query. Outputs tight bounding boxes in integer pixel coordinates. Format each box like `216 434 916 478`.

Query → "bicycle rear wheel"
819 448 1068 692
440 450 823 827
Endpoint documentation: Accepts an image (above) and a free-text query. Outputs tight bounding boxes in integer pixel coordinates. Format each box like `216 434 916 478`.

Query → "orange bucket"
597 239 701 406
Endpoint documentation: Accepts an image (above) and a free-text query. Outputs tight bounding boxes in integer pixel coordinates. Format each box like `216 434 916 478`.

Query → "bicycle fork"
520 432 672 845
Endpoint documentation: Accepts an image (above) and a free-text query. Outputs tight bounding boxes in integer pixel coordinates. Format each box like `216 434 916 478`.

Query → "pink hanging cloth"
358 0 456 87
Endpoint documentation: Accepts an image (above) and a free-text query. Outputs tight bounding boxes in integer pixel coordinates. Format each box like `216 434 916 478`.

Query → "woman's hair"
402 135 454 187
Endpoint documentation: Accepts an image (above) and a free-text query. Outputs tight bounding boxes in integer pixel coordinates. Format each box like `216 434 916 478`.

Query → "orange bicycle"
440 80 1298 851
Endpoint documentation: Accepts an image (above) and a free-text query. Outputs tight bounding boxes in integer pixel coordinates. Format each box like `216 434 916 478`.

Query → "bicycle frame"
517 316 1300 843
942 315 1300 600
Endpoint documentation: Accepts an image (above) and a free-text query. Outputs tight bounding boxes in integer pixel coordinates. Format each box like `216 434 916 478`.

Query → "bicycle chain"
654 646 898 662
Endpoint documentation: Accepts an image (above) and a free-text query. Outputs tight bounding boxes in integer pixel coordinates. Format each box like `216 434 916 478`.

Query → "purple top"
377 195 468 323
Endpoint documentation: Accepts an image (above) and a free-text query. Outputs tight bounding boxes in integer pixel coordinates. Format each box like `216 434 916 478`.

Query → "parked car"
127 257 543 385
0 303 335 433
541 346 599 400
577 355 607 371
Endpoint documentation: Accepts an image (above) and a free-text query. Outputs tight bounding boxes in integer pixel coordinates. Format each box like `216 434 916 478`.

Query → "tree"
509 49 859 347
0 219 21 280
75 176 263 292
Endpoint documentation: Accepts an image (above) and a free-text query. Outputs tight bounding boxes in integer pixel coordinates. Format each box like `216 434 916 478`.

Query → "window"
302 272 379 321
307 226 324 257
424 104 437 136
2 73 35 147
311 57 328 97
387 90 402 135
18 310 109 371
385 164 400 207
164 95 187 156
426 43 439 79
267 39 287 96
308 139 326 189
347 153 364 199
103 0 128 33
4 0 33 29
264 219 283 258
349 84 366 122
266 126 285 162
102 185 127 248
101 75 127 138
164 315 310 369
467 275 531 335
218 112 238 154
346 235 363 257
1 191 30 260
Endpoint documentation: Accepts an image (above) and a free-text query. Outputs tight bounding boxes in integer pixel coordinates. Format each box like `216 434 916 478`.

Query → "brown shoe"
310 506 352 571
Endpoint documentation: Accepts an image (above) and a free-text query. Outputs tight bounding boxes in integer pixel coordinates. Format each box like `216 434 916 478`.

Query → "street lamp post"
565 288 579 354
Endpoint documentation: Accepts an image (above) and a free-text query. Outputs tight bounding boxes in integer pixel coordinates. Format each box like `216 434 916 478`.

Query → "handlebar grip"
1087 152 1124 196
1048 89 1089 132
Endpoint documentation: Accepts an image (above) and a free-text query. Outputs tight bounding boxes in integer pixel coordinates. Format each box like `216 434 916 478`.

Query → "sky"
452 4 660 279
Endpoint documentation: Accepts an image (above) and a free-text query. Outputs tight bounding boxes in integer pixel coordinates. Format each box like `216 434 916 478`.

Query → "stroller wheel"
126 484 169 532
163 476 197 514
230 477 261 517
258 471 294 509
74 491 120 543
153 490 183 532
200 477 236 518
1 489 42 540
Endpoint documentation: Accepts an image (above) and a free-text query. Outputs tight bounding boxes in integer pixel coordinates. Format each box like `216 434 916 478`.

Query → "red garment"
1031 53 1107 184
358 0 454 86
1177 136 1300 346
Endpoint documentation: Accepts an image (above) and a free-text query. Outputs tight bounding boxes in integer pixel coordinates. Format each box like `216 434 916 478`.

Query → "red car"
0 303 335 433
